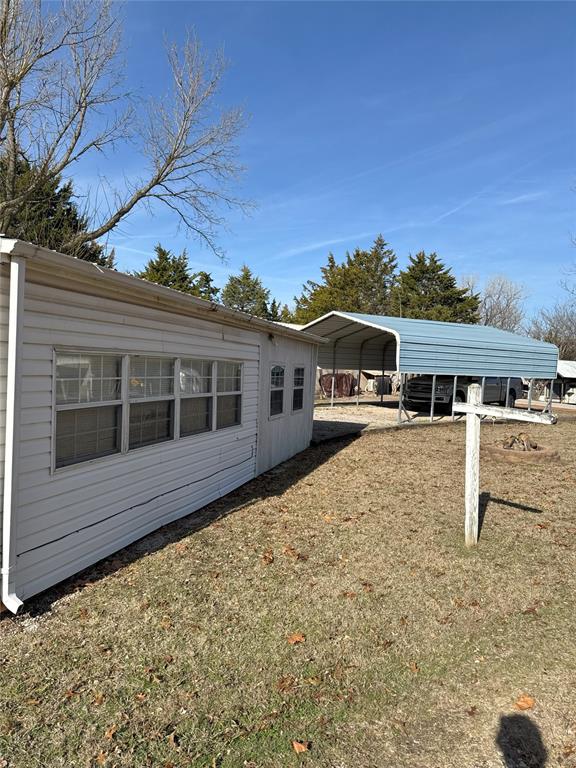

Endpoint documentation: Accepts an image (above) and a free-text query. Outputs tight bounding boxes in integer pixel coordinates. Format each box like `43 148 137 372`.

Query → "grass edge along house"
0 238 323 612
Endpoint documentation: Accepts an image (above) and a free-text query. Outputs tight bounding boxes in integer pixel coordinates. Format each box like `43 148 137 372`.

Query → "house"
546 360 576 404
0 238 323 612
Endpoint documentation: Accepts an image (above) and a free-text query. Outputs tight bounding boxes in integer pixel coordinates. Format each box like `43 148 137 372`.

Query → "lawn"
1 419 575 768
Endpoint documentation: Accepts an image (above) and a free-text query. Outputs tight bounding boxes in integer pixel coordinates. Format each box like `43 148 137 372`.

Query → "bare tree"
0 0 246 257
528 300 576 360
463 274 526 332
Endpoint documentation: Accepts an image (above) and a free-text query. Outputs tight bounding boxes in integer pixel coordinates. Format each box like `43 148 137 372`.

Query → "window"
54 352 243 468
180 359 213 437
216 361 242 429
129 356 175 450
55 353 123 468
293 367 305 411
270 365 285 416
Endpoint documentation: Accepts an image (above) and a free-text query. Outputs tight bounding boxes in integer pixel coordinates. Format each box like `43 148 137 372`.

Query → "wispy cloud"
269 232 375 261
497 190 548 206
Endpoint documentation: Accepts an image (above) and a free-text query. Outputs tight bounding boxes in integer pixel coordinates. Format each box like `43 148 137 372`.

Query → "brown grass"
1 419 575 767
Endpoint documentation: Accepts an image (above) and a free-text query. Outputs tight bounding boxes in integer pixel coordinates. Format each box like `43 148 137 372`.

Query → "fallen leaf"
522 605 539 616
64 688 78 699
304 676 321 686
277 675 297 693
261 549 274 565
515 694 535 711
92 691 104 706
323 515 334 523
466 706 478 716
135 692 147 702
282 545 307 561
287 632 305 645
340 590 357 599
174 542 187 555
79 607 89 620
408 661 419 674
535 522 550 530
563 744 576 758
104 724 118 741
95 751 107 766
292 740 311 753
167 732 180 749
360 581 373 593
160 616 173 630
164 655 174 665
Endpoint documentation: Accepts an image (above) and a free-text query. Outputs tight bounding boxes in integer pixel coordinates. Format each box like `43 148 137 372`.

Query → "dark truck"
405 375 522 409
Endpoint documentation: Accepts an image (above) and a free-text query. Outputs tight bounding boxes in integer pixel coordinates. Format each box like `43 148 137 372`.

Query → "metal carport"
302 311 559 421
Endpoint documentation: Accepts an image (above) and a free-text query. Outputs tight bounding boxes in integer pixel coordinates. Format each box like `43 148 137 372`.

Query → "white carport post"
451 375 458 421
397 373 404 424
527 378 534 411
505 377 511 407
430 374 436 422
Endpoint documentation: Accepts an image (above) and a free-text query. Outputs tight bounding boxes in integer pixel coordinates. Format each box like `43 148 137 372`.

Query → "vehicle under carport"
302 311 559 422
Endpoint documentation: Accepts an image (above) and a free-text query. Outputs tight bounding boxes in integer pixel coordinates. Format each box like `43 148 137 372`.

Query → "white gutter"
1 254 25 613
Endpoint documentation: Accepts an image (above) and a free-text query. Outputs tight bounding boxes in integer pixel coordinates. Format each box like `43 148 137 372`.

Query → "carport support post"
464 383 482 548
505 377 511 407
397 373 404 424
430 374 436 422
451 375 458 421
527 379 534 412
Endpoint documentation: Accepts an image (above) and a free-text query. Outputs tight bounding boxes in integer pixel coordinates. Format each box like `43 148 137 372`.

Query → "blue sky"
72 1 576 315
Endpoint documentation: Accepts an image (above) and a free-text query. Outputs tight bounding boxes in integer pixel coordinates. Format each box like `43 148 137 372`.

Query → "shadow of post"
496 714 547 767
478 492 544 540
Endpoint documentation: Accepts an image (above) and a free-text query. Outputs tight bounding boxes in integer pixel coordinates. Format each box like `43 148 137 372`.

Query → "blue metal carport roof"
302 311 558 379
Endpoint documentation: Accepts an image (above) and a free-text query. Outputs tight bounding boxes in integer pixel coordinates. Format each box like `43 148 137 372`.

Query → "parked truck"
405 375 522 409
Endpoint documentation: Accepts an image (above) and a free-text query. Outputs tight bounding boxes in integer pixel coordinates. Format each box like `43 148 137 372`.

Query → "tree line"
1 0 573 358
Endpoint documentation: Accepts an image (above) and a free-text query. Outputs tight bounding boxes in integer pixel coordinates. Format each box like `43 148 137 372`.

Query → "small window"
217 394 241 429
180 395 212 436
180 359 212 395
56 405 121 468
129 356 174 399
270 365 285 416
216 361 242 430
129 400 174 449
55 352 123 468
293 367 305 411
56 353 121 405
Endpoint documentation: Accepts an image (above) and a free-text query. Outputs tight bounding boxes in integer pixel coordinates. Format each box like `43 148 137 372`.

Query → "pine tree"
279 304 294 323
135 244 194 293
292 235 398 323
190 270 220 301
390 251 480 323
267 298 281 321
221 265 271 317
0 158 112 266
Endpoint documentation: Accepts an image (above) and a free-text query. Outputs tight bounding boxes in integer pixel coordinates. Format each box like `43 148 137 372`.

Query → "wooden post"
464 383 482 547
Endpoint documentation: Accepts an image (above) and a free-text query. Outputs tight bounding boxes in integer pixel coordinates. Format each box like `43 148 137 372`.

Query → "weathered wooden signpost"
453 384 557 547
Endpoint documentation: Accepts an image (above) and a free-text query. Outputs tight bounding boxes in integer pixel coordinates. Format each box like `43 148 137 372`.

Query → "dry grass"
1 419 575 768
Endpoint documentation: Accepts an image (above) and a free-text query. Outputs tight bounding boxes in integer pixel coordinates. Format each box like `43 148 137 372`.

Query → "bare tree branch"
0 1 248 258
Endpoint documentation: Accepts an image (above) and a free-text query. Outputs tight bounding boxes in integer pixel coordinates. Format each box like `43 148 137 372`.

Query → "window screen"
270 365 285 416
129 400 174 449
293 366 305 411
180 396 212 436
56 353 121 405
129 357 174 399
217 394 241 429
55 405 121 468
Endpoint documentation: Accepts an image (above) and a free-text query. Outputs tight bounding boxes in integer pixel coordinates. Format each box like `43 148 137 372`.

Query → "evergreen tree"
390 251 480 323
279 304 295 323
190 271 220 302
135 244 194 293
0 158 112 266
293 235 397 323
221 265 271 317
267 298 281 321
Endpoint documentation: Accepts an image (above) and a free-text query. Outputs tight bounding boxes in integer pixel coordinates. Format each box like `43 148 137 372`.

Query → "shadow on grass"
8 434 360 620
496 714 547 767
479 492 543 538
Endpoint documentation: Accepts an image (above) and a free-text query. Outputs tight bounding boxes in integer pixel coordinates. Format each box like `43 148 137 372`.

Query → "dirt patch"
0 419 575 768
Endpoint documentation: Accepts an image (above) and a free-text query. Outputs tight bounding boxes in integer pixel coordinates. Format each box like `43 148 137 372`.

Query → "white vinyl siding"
0 263 9 565
15 273 260 600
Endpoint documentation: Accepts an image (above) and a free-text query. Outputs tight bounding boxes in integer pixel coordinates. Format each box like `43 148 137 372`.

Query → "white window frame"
52 349 245 472
269 363 286 419
292 366 306 413
215 360 244 430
